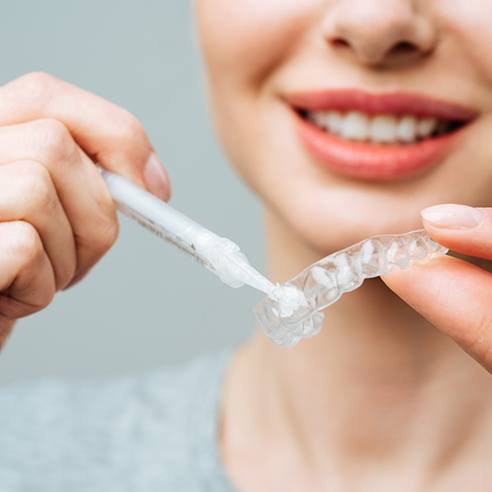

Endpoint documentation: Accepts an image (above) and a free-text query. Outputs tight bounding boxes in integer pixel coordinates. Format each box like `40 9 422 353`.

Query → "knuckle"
13 71 58 99
78 188 119 260
9 222 44 266
76 215 119 263
20 71 57 86
38 285 56 310
33 118 77 162
115 110 146 146
20 285 56 315
16 161 57 214
54 255 77 293
96 217 119 252
64 257 78 285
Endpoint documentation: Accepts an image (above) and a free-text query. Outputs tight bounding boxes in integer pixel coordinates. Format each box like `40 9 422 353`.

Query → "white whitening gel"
101 168 448 349
255 230 448 347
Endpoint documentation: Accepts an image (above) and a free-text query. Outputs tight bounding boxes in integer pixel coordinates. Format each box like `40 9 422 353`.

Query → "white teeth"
326 111 343 133
307 111 447 144
370 115 398 143
310 112 326 128
417 117 438 138
397 115 417 143
341 111 369 141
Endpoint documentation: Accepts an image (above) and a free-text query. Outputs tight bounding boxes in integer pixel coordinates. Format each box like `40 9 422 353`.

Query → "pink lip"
285 89 477 181
287 89 477 121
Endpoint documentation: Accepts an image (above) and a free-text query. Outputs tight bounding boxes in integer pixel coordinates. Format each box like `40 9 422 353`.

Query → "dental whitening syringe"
101 169 448 348
101 169 276 295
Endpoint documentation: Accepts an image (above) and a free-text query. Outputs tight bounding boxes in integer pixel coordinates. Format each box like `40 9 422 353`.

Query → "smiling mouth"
285 89 477 180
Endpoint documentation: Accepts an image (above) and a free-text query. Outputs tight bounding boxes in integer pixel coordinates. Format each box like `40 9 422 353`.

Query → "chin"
255 153 483 255
270 194 427 255
239 98 490 255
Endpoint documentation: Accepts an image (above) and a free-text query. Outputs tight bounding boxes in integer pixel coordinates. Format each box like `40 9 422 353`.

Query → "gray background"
0 1 264 383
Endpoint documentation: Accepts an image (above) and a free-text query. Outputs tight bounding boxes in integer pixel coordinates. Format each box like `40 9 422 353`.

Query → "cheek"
195 0 492 254
195 0 322 191
436 1 492 85
196 0 318 85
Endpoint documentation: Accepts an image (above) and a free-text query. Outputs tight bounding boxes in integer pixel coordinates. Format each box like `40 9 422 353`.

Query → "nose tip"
330 36 429 68
323 1 437 67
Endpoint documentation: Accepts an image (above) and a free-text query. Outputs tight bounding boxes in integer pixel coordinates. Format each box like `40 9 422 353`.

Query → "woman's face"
195 1 492 252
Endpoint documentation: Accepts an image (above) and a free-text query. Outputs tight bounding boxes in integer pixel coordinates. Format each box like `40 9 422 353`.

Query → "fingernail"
143 153 171 201
421 204 482 230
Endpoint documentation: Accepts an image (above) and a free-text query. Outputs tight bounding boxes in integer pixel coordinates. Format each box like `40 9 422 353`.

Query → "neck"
222 210 492 486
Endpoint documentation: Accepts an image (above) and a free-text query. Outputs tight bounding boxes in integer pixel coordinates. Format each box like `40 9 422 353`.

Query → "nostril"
328 37 420 65
331 37 351 49
389 40 418 56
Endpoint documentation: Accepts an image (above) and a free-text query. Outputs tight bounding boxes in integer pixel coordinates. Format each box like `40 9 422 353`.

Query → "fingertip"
143 152 171 201
419 205 492 260
420 204 482 231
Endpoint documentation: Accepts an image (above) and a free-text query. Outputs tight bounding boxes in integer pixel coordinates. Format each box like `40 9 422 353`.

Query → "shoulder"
0 349 234 491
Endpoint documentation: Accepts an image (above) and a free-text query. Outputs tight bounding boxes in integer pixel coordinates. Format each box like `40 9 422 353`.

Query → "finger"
0 161 76 290
0 221 56 319
0 120 119 280
420 204 492 260
0 72 170 200
382 255 492 372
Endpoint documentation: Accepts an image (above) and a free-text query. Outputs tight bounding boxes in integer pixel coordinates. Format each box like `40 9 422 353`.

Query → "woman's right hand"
0 72 171 347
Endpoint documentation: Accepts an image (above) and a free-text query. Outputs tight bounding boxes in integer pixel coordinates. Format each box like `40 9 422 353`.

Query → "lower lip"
294 112 464 181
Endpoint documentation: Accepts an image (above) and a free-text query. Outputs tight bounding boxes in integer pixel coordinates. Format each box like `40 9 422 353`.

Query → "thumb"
381 204 492 371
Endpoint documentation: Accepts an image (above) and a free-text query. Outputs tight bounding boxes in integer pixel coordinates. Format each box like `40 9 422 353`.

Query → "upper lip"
284 89 478 122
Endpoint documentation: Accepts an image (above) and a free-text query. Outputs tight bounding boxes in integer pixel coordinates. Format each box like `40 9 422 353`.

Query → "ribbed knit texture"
0 350 235 492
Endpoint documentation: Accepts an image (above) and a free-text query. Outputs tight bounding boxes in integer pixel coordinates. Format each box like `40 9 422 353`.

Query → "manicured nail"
143 153 171 201
421 204 482 230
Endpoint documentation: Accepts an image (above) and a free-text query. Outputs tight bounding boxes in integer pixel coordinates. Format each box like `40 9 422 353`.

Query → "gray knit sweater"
0 350 235 491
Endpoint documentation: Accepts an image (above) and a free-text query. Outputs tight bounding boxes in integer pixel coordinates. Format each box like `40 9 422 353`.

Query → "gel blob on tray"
256 230 448 347
99 169 446 349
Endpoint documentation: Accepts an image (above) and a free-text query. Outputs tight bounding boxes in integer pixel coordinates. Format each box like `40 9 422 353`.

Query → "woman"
0 1 491 490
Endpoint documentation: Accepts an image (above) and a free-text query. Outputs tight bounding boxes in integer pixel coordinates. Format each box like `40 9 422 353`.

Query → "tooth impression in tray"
255 230 448 347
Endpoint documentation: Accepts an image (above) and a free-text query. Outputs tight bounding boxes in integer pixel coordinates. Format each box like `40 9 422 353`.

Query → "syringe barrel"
101 169 209 252
100 168 274 292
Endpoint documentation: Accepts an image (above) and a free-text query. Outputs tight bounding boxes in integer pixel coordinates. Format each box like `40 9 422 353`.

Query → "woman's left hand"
381 204 492 373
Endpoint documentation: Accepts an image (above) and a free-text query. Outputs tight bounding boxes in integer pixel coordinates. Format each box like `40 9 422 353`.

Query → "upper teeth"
308 111 443 144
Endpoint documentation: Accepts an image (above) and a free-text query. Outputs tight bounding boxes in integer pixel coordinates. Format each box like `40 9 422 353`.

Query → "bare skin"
2 0 492 490
0 72 170 346
194 0 492 490
219 211 492 491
